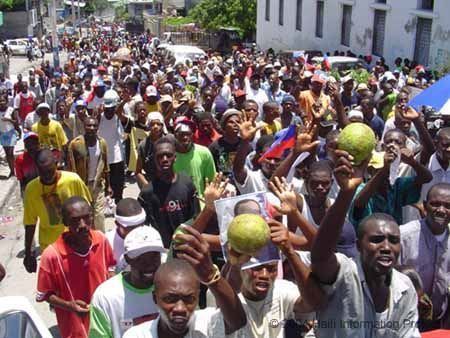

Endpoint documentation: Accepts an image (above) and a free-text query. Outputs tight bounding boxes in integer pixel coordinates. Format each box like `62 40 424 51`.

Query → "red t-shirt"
14 152 38 187
193 128 221 147
37 230 116 338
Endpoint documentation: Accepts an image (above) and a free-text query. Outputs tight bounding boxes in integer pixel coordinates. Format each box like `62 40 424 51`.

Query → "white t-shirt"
87 95 104 110
0 106 15 132
106 229 125 265
24 111 40 131
90 272 159 338
98 114 124 164
123 308 229 338
207 279 307 338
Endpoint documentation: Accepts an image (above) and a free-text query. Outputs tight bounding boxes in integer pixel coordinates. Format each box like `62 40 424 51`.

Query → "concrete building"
256 0 450 68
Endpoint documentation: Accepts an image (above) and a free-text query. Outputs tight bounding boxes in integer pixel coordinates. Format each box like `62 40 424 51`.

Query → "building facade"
257 0 450 68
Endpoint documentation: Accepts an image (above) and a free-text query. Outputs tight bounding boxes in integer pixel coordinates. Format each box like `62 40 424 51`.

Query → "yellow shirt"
262 120 282 135
145 102 160 113
32 120 69 151
23 171 92 250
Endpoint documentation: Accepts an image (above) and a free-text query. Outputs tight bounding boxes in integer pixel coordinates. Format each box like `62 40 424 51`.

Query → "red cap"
311 73 326 84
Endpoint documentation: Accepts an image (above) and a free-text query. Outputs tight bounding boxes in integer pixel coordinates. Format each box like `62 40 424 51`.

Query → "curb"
0 179 18 212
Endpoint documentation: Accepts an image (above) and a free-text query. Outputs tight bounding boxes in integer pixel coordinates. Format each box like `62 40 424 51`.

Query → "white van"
164 45 206 65
311 56 361 71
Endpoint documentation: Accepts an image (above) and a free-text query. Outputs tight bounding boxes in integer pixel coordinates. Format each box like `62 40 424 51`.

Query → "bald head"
116 198 143 217
357 213 398 240
154 259 199 292
36 149 56 166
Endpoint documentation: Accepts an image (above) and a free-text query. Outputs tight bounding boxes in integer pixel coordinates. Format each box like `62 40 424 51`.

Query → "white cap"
104 89 120 108
348 110 364 120
36 102 51 112
145 85 158 97
124 226 167 259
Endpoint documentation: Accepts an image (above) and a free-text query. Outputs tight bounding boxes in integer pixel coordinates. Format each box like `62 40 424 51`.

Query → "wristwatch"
201 264 221 286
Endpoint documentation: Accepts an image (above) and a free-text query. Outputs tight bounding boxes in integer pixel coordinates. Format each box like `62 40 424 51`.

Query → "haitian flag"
258 125 296 163
322 54 331 71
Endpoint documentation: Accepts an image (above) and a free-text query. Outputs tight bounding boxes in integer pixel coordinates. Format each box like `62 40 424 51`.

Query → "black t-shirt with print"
208 137 246 179
138 173 200 248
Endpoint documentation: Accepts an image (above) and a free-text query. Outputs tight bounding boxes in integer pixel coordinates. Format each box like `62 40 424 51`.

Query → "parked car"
4 39 28 56
164 45 206 65
279 50 323 60
0 296 52 338
311 56 362 71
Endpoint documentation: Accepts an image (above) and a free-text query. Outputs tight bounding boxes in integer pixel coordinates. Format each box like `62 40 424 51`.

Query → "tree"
188 0 256 38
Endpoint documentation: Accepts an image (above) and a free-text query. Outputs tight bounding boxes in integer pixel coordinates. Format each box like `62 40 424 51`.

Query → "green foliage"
436 59 450 79
85 0 109 14
330 69 341 82
188 0 256 38
0 0 26 11
115 4 130 21
350 69 370 84
163 16 195 26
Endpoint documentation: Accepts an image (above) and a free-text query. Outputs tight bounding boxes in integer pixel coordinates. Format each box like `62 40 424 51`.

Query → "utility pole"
51 0 60 68
71 0 76 27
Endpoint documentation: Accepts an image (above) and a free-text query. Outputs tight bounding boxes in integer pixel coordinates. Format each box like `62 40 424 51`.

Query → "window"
414 17 432 65
372 9 386 56
420 0 434 10
296 0 302 30
316 1 324 38
341 5 352 46
265 0 270 21
376 0 387 3
279 0 284 26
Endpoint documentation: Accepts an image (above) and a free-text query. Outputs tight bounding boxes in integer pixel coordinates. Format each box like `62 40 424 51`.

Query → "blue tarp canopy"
409 74 450 115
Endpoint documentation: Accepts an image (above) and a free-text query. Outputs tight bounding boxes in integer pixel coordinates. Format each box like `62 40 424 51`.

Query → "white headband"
115 210 146 228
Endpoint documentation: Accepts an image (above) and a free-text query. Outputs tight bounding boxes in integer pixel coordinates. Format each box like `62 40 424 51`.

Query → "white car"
164 45 206 65
311 56 362 71
0 296 52 338
5 39 28 56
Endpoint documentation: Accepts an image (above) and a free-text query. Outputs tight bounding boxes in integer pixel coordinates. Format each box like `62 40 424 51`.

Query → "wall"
0 12 29 39
256 0 450 69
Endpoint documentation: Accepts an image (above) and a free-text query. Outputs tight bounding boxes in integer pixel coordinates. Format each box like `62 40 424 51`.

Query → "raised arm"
353 148 394 209
174 226 247 334
400 147 432 186
233 114 260 184
269 177 318 247
311 150 365 284
269 219 325 313
328 82 349 129
400 105 435 164
271 123 319 180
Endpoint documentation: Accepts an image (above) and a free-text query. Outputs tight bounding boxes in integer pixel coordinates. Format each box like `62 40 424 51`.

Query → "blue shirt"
367 114 385 140
349 176 421 229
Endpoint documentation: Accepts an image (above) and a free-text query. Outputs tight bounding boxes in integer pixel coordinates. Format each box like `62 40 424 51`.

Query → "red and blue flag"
258 125 296 163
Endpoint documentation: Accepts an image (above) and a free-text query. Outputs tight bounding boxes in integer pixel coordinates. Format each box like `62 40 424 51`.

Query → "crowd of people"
0 22 449 338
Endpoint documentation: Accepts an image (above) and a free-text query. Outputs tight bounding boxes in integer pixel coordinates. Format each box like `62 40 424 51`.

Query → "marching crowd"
0 23 449 338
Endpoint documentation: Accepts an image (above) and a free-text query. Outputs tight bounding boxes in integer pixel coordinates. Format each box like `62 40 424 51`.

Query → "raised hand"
204 172 229 211
311 100 325 122
294 122 320 155
334 149 367 192
268 219 292 254
384 144 399 167
239 111 261 142
401 106 420 121
269 176 298 216
173 225 215 283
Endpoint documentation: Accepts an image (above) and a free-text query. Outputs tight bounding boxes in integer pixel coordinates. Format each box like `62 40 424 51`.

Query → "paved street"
0 174 140 337
8 51 68 81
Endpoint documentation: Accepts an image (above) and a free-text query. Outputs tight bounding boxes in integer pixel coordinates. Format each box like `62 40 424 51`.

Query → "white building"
257 0 450 68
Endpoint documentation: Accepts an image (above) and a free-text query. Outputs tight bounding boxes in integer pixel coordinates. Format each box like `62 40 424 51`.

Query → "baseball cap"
160 95 173 103
97 65 107 72
348 110 364 120
356 83 369 93
103 89 120 108
166 67 174 74
340 75 353 84
369 151 384 169
36 102 51 112
75 99 87 107
179 90 192 102
174 116 195 133
145 85 158 97
311 73 327 84
23 132 39 141
124 226 167 259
